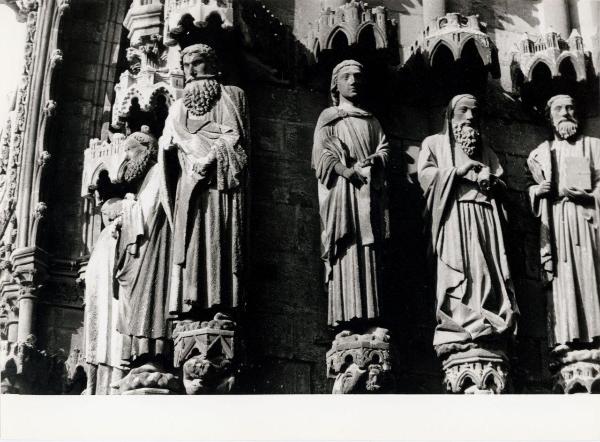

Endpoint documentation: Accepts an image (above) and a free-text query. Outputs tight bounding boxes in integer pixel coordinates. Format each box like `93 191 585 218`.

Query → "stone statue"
527 94 600 394
84 126 172 394
312 60 390 328
417 94 519 393
159 43 249 319
312 60 393 393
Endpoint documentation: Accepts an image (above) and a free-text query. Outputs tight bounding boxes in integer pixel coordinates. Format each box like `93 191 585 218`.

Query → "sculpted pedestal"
173 314 237 395
327 328 395 394
551 348 600 394
439 345 509 394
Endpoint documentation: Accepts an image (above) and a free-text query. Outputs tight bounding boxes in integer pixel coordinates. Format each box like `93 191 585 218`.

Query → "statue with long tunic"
417 94 519 394
312 60 393 393
158 44 248 393
527 94 600 394
84 127 177 394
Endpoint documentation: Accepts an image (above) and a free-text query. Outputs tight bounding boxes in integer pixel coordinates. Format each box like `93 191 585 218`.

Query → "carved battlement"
307 0 391 59
80 135 127 197
512 29 587 82
410 12 495 71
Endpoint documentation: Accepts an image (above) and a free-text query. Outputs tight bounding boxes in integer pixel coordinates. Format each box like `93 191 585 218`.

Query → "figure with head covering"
417 94 518 393
527 95 600 392
312 60 390 329
159 43 249 320
84 126 173 394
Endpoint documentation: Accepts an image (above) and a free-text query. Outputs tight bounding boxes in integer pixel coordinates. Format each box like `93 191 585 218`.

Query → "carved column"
542 0 570 37
422 0 445 25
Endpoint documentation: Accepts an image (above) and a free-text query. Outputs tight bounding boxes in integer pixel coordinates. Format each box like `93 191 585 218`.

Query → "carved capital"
173 313 237 395
50 49 63 68
32 201 47 220
44 100 57 118
37 151 51 168
326 328 395 394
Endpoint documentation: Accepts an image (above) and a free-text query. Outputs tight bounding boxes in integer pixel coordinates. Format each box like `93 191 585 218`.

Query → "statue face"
125 141 145 161
336 66 363 103
550 96 578 140
452 96 479 127
182 52 215 82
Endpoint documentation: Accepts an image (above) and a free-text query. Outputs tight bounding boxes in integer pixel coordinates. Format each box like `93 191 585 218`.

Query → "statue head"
546 94 579 141
330 60 364 106
449 94 481 157
180 44 221 117
122 126 157 183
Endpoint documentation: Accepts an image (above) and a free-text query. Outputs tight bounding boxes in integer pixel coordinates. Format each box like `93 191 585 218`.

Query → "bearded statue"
527 95 600 394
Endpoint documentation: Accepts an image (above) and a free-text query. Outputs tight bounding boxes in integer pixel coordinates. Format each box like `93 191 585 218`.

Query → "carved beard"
452 122 481 157
553 118 579 140
183 78 221 117
123 150 153 183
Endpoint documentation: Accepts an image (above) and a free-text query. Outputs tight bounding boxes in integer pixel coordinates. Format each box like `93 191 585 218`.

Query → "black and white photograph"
0 0 599 440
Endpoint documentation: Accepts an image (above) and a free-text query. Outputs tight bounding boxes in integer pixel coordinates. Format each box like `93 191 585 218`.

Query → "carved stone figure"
312 60 390 328
417 94 519 393
84 127 172 394
159 43 249 320
527 94 600 394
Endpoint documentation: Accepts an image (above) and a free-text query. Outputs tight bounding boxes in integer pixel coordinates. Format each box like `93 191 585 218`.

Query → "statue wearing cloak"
158 44 249 318
417 94 518 352
527 94 600 349
312 60 390 327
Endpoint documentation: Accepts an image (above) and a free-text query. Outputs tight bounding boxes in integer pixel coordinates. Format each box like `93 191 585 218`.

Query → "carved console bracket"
440 347 509 394
173 313 237 395
326 328 395 394
409 12 499 77
552 348 600 394
306 1 394 62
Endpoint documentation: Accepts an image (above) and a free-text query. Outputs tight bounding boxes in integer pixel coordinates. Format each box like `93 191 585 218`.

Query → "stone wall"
28 0 600 393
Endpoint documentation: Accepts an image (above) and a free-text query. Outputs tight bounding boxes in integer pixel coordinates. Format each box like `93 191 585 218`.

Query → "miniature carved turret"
307 0 393 61
410 12 497 76
511 29 587 83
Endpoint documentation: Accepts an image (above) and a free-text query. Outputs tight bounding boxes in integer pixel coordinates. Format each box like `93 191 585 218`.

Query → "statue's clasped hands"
563 186 593 204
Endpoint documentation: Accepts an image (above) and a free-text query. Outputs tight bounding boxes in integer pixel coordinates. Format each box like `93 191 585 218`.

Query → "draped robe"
528 135 600 347
84 162 170 393
312 106 390 326
159 85 248 315
417 132 518 348
115 163 171 361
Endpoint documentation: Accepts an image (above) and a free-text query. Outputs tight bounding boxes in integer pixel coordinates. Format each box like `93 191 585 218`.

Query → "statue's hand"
564 186 594 204
124 193 136 201
110 216 122 239
535 180 552 198
192 151 217 176
342 164 368 188
359 153 381 168
457 160 484 178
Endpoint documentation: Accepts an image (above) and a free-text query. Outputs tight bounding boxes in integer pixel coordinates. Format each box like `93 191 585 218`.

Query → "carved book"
563 156 592 190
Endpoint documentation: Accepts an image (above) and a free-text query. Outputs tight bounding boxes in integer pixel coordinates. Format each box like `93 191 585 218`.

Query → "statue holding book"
527 94 600 393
